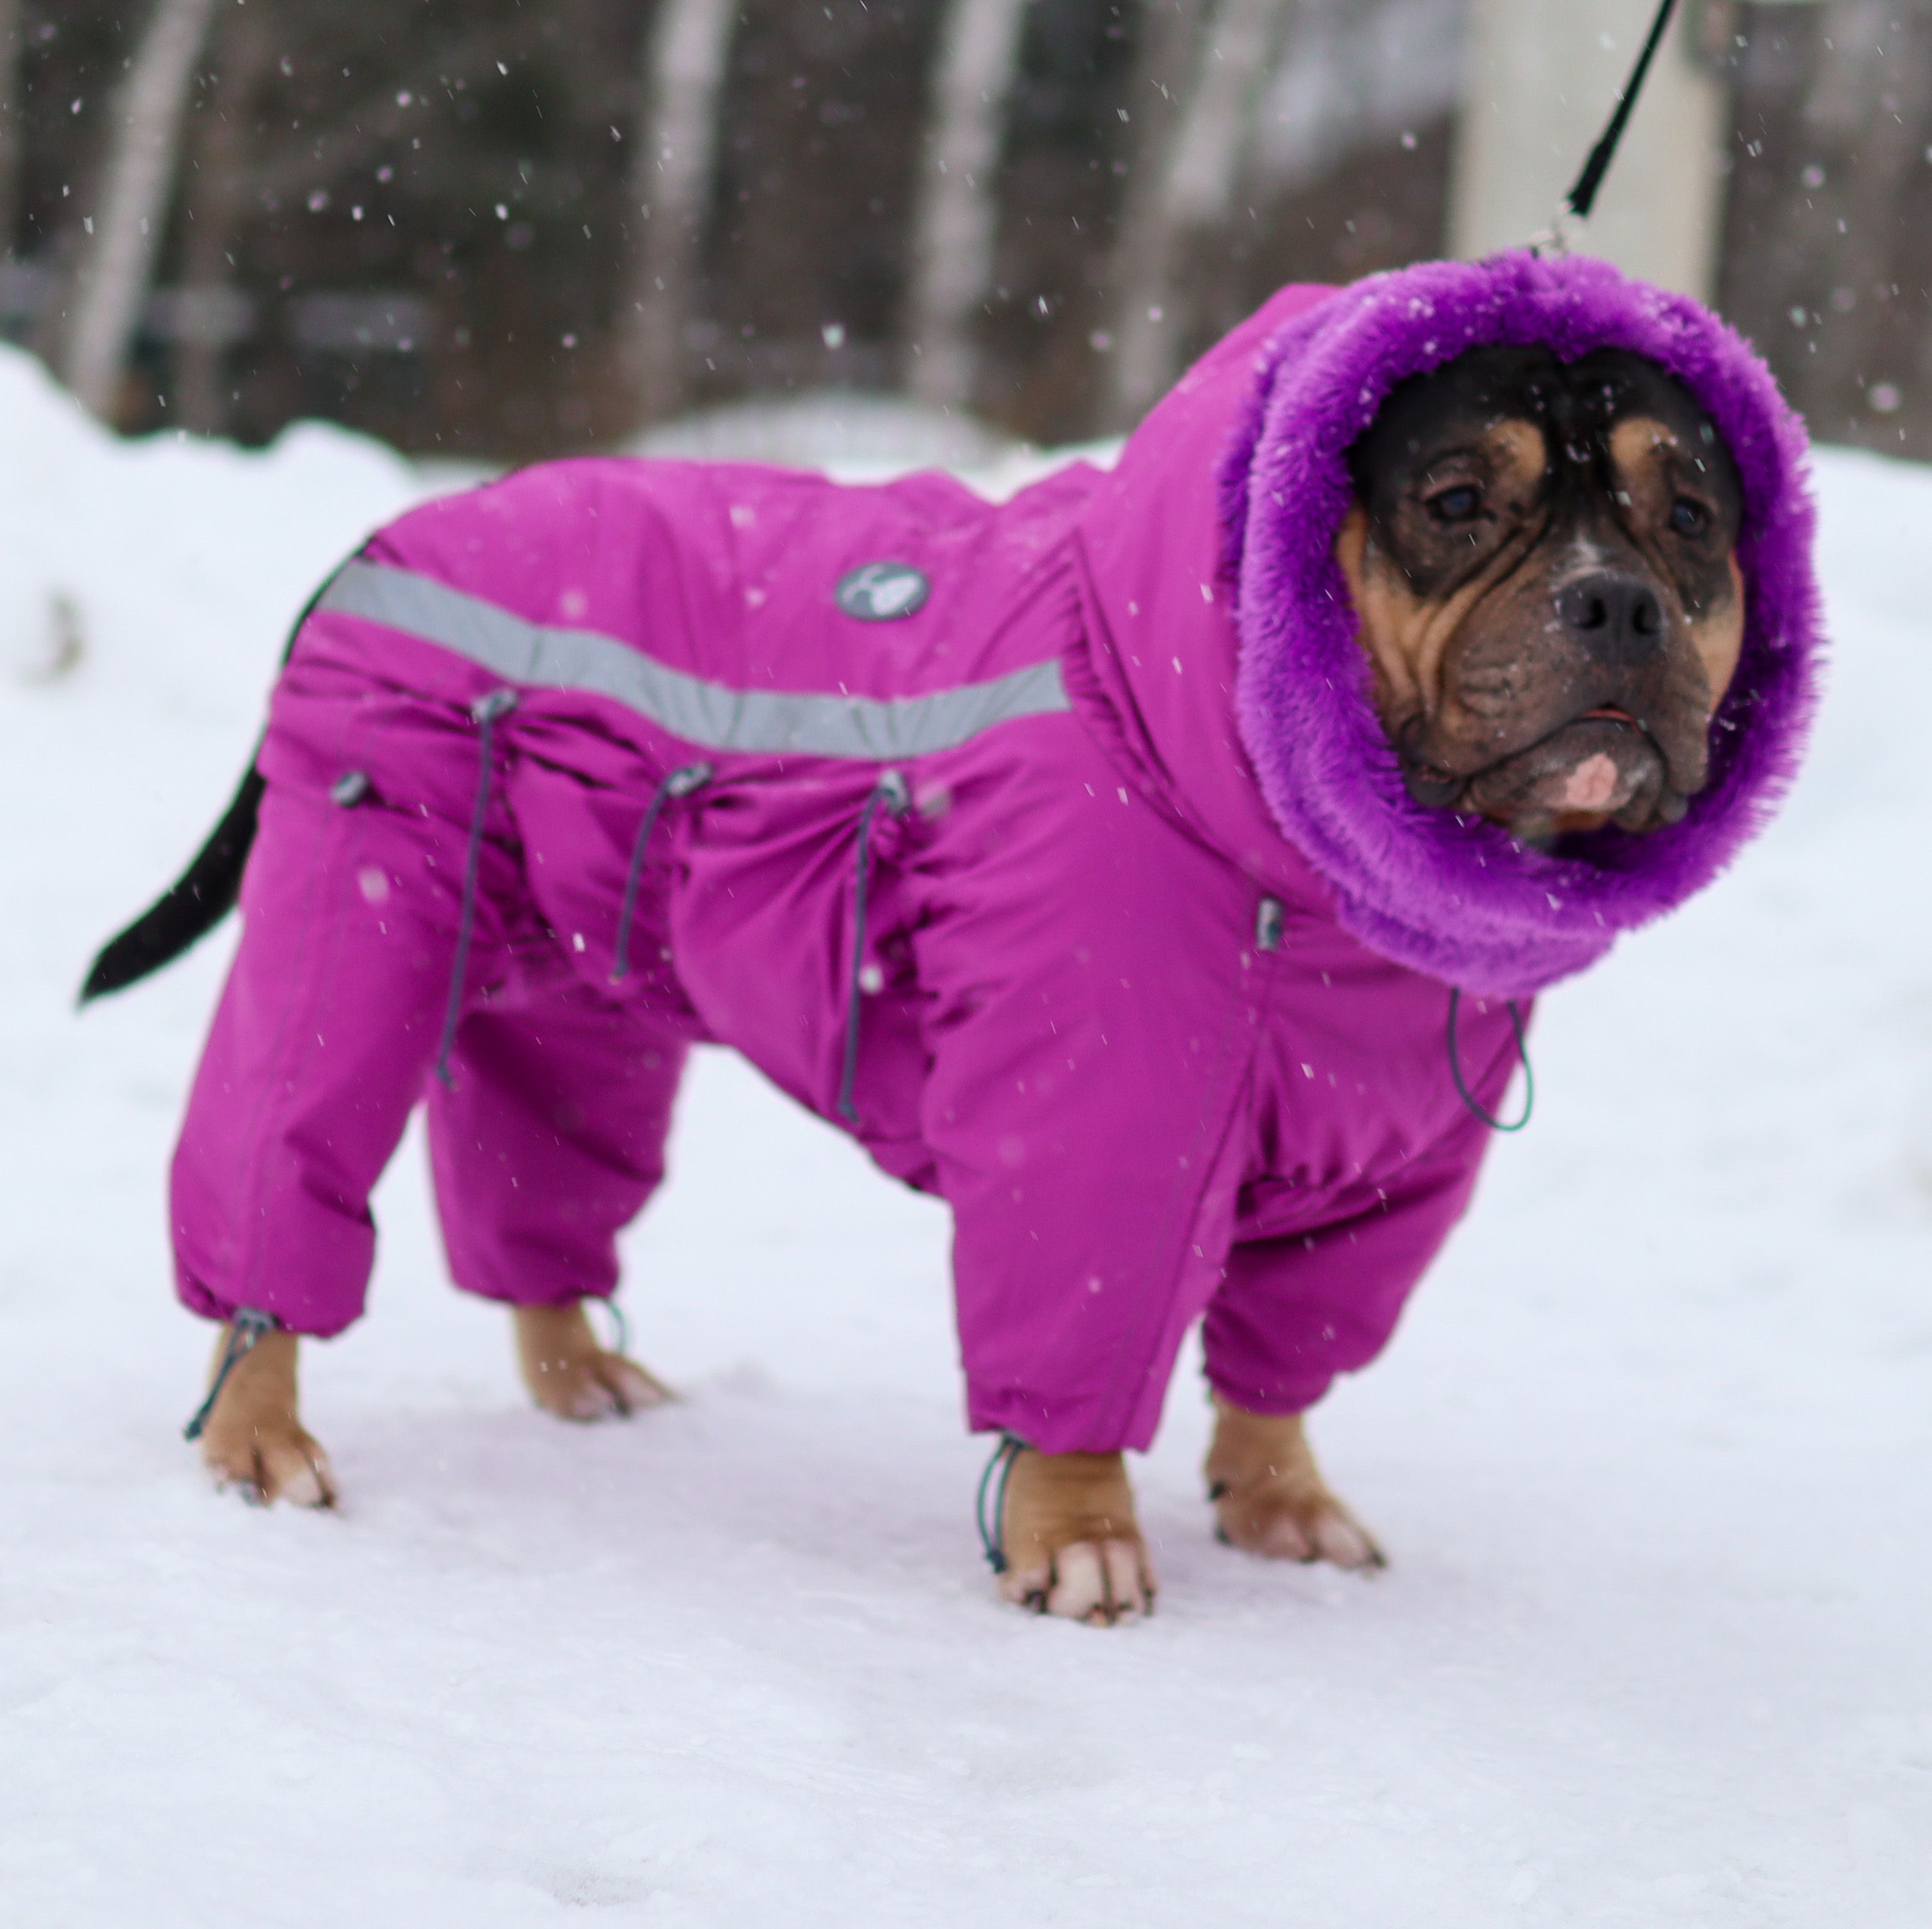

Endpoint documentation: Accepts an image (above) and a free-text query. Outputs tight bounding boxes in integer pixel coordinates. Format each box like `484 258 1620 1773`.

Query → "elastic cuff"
1202 1364 1335 1418
446 1280 614 1309
175 1271 356 1339
965 1387 1148 1457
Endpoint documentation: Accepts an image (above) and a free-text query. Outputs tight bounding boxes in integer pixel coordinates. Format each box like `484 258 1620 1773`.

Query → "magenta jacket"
154 254 1820 1453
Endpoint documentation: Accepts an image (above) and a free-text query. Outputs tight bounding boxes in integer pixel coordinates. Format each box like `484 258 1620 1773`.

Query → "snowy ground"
1 348 1928 1926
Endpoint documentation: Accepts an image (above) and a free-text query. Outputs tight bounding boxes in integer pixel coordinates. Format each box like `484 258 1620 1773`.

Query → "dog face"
1336 345 1745 843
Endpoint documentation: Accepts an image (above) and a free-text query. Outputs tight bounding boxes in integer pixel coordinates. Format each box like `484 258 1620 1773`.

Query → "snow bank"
1 346 1928 1926
632 387 1024 475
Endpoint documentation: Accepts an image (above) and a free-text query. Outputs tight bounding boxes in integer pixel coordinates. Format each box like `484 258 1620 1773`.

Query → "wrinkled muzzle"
1405 561 1720 836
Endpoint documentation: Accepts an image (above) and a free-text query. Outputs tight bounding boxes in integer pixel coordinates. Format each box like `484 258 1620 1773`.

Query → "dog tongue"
1559 752 1624 813
1461 716 1661 824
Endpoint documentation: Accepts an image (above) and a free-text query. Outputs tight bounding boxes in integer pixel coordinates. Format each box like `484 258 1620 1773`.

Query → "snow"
2 343 1928 1925
631 388 1026 476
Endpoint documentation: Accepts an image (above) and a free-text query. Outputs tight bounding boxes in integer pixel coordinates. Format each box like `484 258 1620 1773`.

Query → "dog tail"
79 758 265 1004
79 556 360 1006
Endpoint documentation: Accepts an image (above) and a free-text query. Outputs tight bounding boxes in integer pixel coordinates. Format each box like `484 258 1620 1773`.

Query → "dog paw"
1204 1399 1383 1571
996 1448 1156 1627
204 1422 337 1508
196 1325 337 1508
1210 1481 1382 1568
527 1349 672 1422
513 1302 674 1422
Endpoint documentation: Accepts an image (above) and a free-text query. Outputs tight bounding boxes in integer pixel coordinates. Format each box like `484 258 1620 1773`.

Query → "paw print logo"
835 561 931 622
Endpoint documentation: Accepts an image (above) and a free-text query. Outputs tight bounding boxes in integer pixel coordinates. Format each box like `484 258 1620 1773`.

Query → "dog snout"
1554 572 1665 664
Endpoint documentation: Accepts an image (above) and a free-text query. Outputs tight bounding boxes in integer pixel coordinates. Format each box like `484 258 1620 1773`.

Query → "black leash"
1536 0 1682 253
1567 0 1681 221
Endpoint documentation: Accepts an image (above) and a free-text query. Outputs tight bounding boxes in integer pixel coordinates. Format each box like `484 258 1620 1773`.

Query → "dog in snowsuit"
90 253 1821 1622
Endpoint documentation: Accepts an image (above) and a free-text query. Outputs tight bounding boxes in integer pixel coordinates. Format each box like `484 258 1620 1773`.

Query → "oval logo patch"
835 561 930 622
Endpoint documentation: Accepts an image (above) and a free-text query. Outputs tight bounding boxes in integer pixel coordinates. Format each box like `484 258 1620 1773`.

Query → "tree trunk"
903 0 1033 410
1451 0 1727 299
1719 0 1932 458
0 0 24 261
175 3 274 436
1099 0 1213 429
620 0 740 424
58 0 219 424
1103 0 1294 422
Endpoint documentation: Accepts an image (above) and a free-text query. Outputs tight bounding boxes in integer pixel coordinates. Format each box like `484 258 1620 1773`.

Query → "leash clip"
1526 208 1584 261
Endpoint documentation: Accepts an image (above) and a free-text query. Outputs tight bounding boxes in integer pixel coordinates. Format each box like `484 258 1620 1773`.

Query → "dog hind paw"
1211 1484 1381 1568
528 1349 672 1422
1204 1398 1383 1571
513 1302 674 1422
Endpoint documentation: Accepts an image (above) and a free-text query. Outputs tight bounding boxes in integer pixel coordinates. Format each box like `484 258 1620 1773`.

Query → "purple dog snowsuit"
170 254 1820 1453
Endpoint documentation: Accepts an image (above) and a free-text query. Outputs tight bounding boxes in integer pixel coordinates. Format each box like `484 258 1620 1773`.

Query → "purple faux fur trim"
1220 252 1824 997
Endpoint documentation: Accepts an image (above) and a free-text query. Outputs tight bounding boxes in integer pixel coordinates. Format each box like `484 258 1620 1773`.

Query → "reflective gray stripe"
317 559 1069 760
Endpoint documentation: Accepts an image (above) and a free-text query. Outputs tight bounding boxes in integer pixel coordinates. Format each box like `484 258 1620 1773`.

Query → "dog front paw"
513 1302 673 1421
203 1416 337 1508
997 1447 1155 1626
1205 1398 1382 1569
196 1327 337 1508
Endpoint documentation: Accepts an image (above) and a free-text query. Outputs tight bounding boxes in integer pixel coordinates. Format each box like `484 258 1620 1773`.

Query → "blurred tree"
1104 0 1294 419
4 0 1470 453
1101 0 1210 421
58 0 217 419
904 0 1034 410
173 0 272 433
701 1 944 404
1721 0 1932 459
620 0 739 420
0 0 23 261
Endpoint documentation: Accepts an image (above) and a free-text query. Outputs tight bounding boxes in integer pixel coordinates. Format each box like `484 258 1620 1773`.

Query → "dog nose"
1555 573 1665 662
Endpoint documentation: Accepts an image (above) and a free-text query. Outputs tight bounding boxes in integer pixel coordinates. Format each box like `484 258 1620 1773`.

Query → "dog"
1003 342 1748 1616
87 256 1813 1625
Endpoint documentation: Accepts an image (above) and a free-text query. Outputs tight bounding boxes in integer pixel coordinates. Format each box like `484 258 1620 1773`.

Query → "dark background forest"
4 0 1930 461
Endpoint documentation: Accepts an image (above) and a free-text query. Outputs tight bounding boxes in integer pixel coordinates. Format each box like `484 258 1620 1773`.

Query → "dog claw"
1038 1538 1153 1625
1311 1511 1379 1569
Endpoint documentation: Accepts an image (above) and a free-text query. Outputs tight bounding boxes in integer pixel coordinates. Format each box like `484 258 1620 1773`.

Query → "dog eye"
1670 497 1710 538
1427 484 1482 523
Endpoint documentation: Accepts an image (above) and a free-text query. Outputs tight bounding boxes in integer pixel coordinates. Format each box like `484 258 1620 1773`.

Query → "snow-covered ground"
1 346 1928 1927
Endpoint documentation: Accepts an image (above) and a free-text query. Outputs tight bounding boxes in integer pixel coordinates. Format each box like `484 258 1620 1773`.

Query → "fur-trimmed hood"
1075 253 1823 997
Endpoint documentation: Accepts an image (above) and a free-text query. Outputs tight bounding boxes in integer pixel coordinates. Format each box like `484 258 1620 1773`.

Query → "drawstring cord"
1447 988 1534 1133
435 688 518 1088
975 1431 1028 1573
837 769 910 1128
183 1307 278 1441
611 762 713 984
591 1296 631 1358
